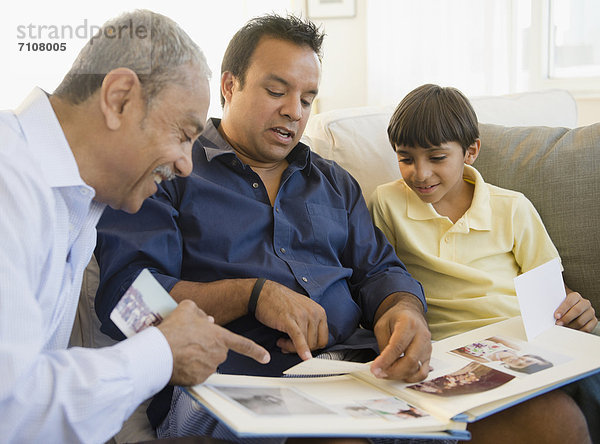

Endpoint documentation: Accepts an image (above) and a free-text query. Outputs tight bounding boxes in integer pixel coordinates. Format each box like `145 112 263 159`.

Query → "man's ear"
464 139 481 165
99 68 142 130
221 71 237 105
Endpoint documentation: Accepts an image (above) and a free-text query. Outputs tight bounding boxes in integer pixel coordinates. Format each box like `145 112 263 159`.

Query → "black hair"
387 84 479 154
220 13 324 106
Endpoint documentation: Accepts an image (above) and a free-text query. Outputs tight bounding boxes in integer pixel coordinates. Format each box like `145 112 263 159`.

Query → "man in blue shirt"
95 14 432 440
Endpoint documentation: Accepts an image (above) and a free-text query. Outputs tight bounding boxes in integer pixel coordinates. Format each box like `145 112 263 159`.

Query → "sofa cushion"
470 89 577 128
303 106 400 205
475 123 600 312
69 255 118 349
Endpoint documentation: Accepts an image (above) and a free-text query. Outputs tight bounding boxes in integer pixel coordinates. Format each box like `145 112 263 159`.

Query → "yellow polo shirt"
370 165 560 340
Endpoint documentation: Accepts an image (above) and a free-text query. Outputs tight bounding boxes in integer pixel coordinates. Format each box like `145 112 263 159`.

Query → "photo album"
111 268 600 440
187 317 600 439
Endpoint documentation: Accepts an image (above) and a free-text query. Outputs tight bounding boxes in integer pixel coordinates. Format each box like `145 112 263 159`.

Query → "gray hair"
54 9 210 105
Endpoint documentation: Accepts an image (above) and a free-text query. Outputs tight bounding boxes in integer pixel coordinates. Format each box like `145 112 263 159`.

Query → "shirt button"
280 247 286 254
252 182 259 189
301 277 308 283
275 207 280 213
444 237 450 243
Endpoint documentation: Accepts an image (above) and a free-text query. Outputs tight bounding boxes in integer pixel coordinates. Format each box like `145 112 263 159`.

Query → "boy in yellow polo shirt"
369 84 598 443
370 83 596 340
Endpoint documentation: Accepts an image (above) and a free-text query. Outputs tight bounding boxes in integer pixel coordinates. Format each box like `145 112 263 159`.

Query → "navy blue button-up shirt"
95 118 425 376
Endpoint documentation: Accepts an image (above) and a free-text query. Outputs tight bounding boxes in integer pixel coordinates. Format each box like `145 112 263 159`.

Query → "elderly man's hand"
254 280 329 361
370 292 431 382
158 300 270 386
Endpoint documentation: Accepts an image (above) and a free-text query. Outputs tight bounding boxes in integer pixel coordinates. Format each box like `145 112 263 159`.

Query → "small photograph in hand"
110 269 177 338
407 362 514 397
209 386 337 416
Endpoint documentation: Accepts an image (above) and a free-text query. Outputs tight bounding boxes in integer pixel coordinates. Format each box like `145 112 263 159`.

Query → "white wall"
2 0 598 126
574 96 600 126
308 0 368 113
1 0 366 116
0 0 303 118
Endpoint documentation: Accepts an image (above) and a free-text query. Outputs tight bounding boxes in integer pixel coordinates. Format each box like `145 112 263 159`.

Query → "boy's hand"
555 288 598 333
371 292 432 382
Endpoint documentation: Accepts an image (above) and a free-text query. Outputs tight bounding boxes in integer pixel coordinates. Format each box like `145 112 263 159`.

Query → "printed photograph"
359 397 428 420
450 335 570 375
340 404 380 418
111 284 163 337
407 362 515 397
209 386 337 416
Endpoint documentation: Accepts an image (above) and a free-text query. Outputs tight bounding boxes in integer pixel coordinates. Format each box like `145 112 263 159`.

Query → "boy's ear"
464 139 481 165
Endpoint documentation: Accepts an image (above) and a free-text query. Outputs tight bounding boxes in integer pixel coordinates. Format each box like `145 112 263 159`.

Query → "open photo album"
111 269 600 440
186 317 600 439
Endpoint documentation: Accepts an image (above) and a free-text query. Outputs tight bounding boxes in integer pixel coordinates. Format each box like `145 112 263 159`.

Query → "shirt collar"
405 164 492 230
15 87 88 190
199 117 311 172
462 164 492 230
201 118 235 160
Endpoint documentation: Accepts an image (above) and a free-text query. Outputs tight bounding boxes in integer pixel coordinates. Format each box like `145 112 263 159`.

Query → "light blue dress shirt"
0 88 172 443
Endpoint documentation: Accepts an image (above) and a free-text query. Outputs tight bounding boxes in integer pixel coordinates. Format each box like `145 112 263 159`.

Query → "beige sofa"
303 89 600 315
72 89 598 442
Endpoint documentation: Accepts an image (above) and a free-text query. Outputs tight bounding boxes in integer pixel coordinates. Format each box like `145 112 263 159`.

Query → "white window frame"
529 0 600 97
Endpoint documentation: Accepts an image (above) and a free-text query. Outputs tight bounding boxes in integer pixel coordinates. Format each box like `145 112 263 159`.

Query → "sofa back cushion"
303 106 400 204
471 89 577 128
475 123 600 312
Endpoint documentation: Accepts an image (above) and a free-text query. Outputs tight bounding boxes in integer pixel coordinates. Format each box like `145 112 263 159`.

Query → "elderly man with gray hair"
0 9 269 443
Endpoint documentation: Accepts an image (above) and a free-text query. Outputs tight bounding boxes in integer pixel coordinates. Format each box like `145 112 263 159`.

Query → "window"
549 0 600 79
365 0 600 106
528 0 600 94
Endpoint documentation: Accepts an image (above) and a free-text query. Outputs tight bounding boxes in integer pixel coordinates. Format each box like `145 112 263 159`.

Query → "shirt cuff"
360 277 426 329
152 271 181 293
115 326 173 402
